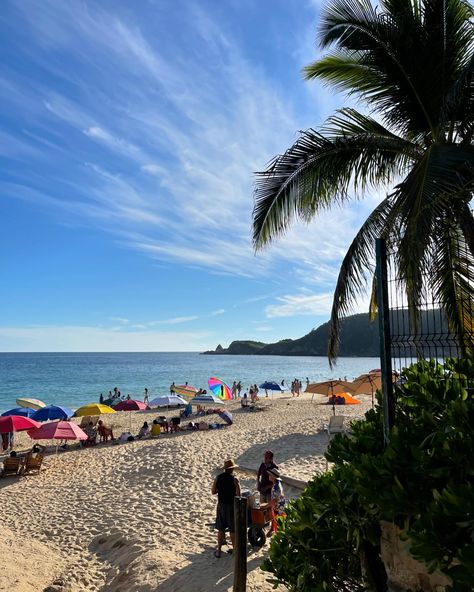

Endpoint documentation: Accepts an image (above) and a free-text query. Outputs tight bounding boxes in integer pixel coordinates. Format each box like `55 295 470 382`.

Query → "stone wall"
379 521 451 592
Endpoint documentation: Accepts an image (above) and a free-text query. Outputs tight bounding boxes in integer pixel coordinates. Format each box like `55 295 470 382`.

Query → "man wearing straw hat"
211 458 241 558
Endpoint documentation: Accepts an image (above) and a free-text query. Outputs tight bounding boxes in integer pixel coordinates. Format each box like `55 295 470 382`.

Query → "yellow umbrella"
73 403 116 417
16 397 46 410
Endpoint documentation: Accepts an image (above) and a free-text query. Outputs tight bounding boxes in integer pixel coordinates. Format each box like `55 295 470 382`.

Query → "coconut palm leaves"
253 0 474 363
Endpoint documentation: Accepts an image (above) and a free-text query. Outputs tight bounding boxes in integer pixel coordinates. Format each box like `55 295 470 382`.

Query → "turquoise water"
0 352 380 412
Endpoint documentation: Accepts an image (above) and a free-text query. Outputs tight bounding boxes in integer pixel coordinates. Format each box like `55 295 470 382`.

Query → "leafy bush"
262 359 474 591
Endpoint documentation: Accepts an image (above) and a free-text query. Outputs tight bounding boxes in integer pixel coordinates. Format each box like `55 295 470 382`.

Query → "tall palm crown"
253 0 474 362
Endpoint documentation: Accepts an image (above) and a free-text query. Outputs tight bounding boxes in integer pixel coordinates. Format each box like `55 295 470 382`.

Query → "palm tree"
253 0 474 363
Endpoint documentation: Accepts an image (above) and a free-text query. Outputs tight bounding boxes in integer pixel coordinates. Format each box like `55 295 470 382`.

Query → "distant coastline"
201 313 380 357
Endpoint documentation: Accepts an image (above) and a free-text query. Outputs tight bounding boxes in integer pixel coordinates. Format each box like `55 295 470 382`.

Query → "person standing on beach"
257 450 278 503
144 388 149 405
170 382 175 395
212 458 240 558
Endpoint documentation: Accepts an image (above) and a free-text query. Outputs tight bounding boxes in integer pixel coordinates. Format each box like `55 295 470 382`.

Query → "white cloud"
265 290 372 319
210 309 225 316
149 316 199 325
0 325 211 352
109 317 129 324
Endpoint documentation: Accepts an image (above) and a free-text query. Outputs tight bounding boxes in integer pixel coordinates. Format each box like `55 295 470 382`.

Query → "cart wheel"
248 525 266 548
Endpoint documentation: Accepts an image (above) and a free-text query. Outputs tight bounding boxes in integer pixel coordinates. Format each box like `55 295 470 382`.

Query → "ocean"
0 352 380 413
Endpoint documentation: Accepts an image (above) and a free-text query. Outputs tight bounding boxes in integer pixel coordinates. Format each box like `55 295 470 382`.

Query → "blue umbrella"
259 381 283 391
32 404 73 422
1 407 37 418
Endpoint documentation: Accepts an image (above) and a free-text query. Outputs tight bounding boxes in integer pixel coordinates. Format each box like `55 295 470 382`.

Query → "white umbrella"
150 394 187 407
189 394 225 406
16 397 46 410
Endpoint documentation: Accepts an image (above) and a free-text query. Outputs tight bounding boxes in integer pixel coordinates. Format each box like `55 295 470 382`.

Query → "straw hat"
222 458 238 470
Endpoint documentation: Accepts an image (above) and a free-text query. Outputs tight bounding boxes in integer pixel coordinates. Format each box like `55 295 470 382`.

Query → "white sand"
0 393 371 591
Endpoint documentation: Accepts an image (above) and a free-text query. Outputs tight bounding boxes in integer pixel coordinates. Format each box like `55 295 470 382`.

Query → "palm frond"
253 112 417 248
430 221 474 357
312 0 474 137
327 197 394 364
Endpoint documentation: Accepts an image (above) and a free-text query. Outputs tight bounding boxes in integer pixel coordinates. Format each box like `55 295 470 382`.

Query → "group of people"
211 449 285 558
290 378 310 397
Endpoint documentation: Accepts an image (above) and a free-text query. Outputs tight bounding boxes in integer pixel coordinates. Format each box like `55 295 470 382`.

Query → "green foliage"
263 359 474 591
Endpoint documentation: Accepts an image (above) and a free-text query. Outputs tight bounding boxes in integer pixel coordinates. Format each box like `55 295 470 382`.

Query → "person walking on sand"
144 388 149 405
237 381 242 396
170 382 175 395
257 450 278 503
212 458 240 558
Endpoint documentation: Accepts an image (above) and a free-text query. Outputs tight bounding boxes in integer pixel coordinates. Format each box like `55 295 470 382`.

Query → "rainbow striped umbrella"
208 377 233 400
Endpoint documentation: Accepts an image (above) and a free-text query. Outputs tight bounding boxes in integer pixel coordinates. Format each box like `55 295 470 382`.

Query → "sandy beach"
1 393 371 592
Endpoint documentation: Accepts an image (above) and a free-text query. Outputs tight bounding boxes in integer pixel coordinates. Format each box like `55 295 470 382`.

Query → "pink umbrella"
28 420 87 441
114 400 148 411
0 415 40 433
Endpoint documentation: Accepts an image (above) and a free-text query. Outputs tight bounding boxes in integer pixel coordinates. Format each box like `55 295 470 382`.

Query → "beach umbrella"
217 410 233 425
28 420 87 441
114 399 148 411
173 385 199 397
74 403 116 417
351 373 382 408
149 395 187 407
0 415 40 433
189 393 224 406
208 377 233 400
16 397 46 410
259 381 283 391
305 380 356 414
32 405 73 422
1 407 37 418
114 399 148 430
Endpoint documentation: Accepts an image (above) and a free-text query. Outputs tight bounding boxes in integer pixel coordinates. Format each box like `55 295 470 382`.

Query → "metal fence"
375 236 474 442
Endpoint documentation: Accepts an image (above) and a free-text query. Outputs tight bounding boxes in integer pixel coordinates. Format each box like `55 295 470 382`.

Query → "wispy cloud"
210 309 225 316
149 316 199 325
3 0 366 283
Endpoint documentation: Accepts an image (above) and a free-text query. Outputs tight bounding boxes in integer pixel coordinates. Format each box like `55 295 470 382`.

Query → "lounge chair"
323 415 346 437
1 456 24 477
23 453 44 475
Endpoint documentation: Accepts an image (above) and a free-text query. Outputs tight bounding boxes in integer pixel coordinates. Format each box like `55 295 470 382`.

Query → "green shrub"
262 359 474 591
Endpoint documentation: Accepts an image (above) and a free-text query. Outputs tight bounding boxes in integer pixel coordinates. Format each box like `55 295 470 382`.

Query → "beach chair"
79 415 99 428
23 453 44 475
323 415 346 437
1 456 24 477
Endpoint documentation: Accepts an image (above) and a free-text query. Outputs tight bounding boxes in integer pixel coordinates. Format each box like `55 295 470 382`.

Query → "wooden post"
233 496 247 592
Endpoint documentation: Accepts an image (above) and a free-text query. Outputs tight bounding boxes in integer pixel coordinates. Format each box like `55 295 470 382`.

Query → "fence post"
233 497 247 592
375 238 395 445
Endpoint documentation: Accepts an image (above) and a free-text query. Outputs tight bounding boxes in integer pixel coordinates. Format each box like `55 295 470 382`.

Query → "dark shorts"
216 502 235 533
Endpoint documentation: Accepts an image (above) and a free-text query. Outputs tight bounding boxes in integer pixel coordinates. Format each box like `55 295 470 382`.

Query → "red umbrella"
0 415 40 433
28 420 87 441
114 399 148 411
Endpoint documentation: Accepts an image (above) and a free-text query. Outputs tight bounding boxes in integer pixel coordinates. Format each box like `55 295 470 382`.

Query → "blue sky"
0 0 377 352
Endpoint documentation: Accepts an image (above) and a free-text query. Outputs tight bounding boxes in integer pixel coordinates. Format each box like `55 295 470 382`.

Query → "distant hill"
202 313 380 357
202 309 457 357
